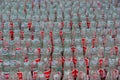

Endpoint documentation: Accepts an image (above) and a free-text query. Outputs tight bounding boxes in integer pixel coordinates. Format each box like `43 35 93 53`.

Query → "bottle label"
17 72 23 80
33 71 38 79
4 73 10 79
72 69 78 78
44 70 51 79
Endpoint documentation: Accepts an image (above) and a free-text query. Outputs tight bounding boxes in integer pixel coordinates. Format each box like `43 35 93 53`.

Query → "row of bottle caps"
0 68 119 80
0 11 119 22
0 56 120 80
0 55 120 67
0 30 120 47
0 20 120 28
0 0 120 21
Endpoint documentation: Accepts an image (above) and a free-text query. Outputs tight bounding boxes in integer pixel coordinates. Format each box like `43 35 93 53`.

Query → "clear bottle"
76 57 86 80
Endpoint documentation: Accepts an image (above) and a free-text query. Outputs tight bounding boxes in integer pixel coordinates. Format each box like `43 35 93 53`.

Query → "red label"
9 30 14 40
98 69 105 78
86 66 89 75
114 46 118 55
33 71 38 79
49 31 53 38
84 58 89 66
17 72 23 80
0 59 3 63
31 34 34 40
72 57 77 65
61 57 65 64
87 21 91 28
71 46 76 53
99 58 103 66
24 59 29 62
31 32 34 40
44 70 51 79
83 46 87 53
81 38 86 46
92 38 96 48
4 73 10 79
28 22 32 29
59 30 63 36
72 69 78 78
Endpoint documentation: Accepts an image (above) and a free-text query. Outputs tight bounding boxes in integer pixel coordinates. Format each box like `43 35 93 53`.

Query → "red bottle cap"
35 58 40 63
